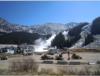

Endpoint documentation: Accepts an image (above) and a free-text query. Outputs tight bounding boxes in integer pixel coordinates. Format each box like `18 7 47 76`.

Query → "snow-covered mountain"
0 17 79 34
52 17 100 49
70 23 92 49
0 17 30 33
31 23 66 34
0 17 100 49
31 22 78 35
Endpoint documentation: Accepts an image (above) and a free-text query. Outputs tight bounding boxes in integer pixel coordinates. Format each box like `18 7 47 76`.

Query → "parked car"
41 54 53 60
0 55 8 60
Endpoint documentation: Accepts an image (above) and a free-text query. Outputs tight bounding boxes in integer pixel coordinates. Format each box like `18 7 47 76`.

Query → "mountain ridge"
0 17 79 34
0 17 100 49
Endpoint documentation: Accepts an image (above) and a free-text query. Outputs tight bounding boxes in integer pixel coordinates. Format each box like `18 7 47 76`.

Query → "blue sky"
0 1 100 25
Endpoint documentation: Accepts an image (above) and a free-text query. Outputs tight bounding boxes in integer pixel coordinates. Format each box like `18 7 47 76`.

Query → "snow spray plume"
34 34 56 52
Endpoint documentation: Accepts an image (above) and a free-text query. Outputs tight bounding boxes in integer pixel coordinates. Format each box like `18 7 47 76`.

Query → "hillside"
0 17 100 49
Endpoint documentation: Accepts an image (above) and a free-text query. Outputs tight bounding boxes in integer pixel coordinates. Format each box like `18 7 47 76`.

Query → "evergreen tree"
83 34 94 46
91 17 100 35
51 33 67 49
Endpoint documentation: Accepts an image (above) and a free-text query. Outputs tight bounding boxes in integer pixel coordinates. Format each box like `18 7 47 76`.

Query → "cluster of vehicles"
41 50 82 60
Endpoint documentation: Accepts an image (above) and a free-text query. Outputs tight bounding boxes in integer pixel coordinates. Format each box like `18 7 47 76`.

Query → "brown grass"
71 48 100 52
38 68 56 75
9 57 38 74
57 65 100 75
